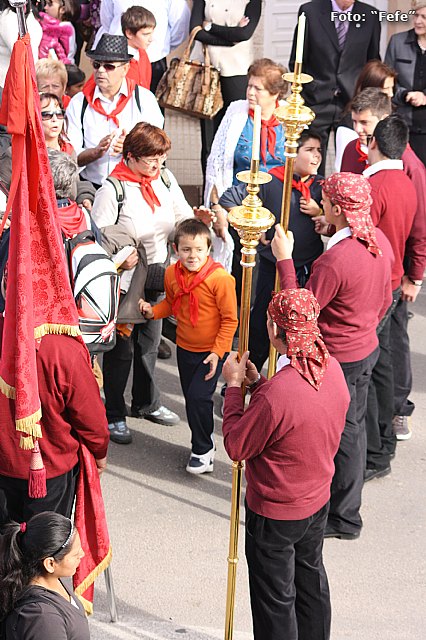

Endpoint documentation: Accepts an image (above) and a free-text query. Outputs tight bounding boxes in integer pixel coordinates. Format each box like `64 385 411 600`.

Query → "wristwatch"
204 21 212 31
408 278 423 286
246 373 261 391
210 201 221 209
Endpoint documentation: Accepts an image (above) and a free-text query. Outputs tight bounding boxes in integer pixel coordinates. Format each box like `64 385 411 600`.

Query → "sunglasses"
92 61 127 72
41 110 65 121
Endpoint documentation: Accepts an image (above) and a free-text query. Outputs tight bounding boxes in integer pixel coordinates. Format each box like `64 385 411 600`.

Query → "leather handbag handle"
181 26 203 61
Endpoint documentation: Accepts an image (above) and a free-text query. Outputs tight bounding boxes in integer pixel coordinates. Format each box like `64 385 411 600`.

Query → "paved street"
89 289 426 640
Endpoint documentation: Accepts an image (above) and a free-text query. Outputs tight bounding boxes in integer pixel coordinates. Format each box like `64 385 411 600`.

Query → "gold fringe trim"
74 545 113 615
20 435 34 450
34 323 81 340
15 408 42 437
0 375 16 399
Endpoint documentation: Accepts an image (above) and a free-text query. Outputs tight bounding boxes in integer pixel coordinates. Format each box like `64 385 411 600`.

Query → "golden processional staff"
224 14 316 639
267 13 316 379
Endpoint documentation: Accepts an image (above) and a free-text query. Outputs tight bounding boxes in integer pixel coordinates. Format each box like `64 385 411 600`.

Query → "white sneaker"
186 448 215 474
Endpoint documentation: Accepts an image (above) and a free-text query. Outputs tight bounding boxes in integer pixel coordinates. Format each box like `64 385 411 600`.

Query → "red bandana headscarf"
322 172 381 256
110 159 161 212
172 257 221 327
82 77 136 127
248 107 280 166
268 288 329 390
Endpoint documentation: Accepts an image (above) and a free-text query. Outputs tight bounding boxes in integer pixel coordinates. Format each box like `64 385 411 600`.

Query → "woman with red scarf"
91 123 212 445
40 93 76 159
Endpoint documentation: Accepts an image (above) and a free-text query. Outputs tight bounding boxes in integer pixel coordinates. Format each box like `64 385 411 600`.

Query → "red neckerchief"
172 257 222 327
355 138 369 166
110 159 160 212
59 139 75 156
82 77 136 127
57 200 88 237
292 176 315 203
249 107 280 166
269 166 315 203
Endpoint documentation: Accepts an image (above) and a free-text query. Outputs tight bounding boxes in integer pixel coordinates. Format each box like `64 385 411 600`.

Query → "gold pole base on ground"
267 64 316 378
224 160 275 640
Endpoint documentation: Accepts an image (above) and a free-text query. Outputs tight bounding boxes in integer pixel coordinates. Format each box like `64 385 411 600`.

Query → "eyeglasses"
92 61 127 72
137 154 167 166
41 110 65 121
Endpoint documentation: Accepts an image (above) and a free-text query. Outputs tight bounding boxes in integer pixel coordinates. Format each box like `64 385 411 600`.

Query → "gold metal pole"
267 62 316 379
224 159 275 640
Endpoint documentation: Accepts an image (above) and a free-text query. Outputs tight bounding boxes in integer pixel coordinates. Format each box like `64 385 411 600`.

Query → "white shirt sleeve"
91 181 120 228
138 88 165 128
99 0 114 35
167 0 190 52
65 93 85 157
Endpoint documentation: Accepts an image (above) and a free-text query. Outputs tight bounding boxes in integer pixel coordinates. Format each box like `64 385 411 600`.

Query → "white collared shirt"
276 354 291 371
363 159 404 178
327 226 352 251
66 79 164 185
95 0 190 62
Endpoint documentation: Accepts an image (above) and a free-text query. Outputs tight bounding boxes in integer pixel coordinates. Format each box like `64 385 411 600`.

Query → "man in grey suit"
289 0 381 173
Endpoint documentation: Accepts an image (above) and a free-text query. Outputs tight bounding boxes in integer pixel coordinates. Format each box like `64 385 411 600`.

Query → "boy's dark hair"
121 6 156 35
65 63 85 88
174 219 212 249
372 114 409 160
298 129 322 149
350 87 391 118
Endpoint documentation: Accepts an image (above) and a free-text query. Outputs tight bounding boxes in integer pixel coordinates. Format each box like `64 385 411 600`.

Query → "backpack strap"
105 177 125 224
80 95 89 149
160 167 171 190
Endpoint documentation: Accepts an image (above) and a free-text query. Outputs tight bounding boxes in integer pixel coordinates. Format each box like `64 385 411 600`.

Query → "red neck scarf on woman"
82 77 136 127
172 258 222 327
249 107 280 166
57 200 88 238
355 138 368 166
110 158 161 212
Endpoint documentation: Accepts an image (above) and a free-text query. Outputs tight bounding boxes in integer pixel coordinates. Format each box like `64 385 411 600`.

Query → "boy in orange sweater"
139 219 238 474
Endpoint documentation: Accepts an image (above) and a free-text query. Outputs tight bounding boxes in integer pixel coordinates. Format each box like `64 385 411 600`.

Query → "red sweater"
222 357 350 521
368 169 417 289
0 334 109 480
341 141 426 282
278 229 393 363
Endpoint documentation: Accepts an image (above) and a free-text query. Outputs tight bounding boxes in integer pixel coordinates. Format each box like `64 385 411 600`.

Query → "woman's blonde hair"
35 59 68 92
412 1 426 11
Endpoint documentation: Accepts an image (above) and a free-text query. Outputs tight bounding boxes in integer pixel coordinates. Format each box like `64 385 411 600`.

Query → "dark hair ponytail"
0 511 74 620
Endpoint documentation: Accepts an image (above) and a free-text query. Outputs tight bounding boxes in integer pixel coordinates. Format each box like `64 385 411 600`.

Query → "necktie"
335 18 346 51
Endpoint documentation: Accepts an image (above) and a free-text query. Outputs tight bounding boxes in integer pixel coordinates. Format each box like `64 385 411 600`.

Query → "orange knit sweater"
152 262 238 358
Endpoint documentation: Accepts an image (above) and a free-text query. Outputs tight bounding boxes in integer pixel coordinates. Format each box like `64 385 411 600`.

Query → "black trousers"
200 74 248 180
150 57 167 94
176 346 225 455
249 258 313 371
391 298 414 417
0 465 78 526
328 347 379 534
103 315 162 422
409 132 426 167
245 502 331 640
366 288 401 470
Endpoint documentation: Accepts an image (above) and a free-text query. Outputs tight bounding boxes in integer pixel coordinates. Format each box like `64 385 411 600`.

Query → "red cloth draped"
249 108 280 166
322 172 381 256
59 139 75 156
110 158 160 212
268 288 330 390
172 258 222 327
82 77 136 127
73 443 111 615
57 200 88 238
0 34 81 446
127 52 152 89
355 138 368 165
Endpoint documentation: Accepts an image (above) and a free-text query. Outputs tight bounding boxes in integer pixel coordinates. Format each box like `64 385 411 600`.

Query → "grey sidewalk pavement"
89 289 426 640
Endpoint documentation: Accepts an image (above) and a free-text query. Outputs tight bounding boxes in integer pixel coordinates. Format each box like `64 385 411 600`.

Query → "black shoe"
324 526 360 540
158 338 172 359
364 465 391 483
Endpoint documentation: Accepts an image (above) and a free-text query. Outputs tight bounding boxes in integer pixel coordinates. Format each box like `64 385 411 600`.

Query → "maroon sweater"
368 169 417 289
223 357 349 521
0 334 109 480
341 141 426 282
278 229 393 363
